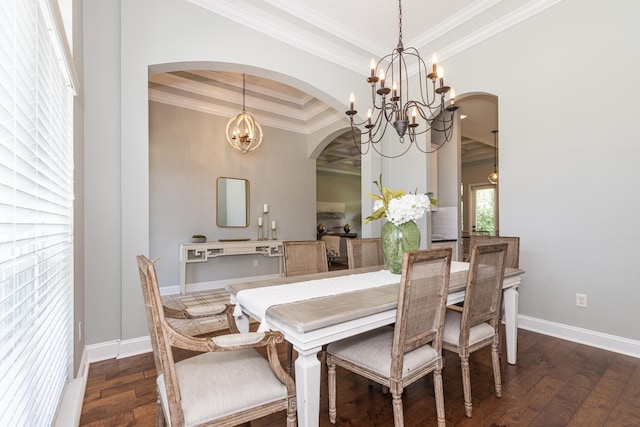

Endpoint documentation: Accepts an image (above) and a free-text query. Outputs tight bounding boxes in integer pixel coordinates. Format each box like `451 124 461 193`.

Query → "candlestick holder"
270 227 277 240
258 212 269 240
257 224 266 241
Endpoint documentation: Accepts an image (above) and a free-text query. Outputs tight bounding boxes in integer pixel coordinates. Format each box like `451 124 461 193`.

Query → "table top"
228 264 523 334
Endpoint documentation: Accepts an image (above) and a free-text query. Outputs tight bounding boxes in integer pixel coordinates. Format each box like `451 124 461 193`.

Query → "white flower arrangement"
365 175 437 226
386 193 431 226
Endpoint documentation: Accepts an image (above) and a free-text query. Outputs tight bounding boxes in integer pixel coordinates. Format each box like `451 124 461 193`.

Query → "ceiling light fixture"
345 0 458 158
226 73 263 154
488 130 499 184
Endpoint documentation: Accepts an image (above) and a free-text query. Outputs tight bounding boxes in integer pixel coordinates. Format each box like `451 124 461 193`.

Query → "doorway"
469 183 497 235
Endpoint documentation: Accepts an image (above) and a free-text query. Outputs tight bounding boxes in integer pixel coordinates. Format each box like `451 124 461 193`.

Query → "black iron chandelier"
346 0 458 158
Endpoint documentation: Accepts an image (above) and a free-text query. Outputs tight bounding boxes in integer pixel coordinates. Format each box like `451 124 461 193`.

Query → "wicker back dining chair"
326 248 453 427
283 240 329 277
346 238 385 269
469 235 519 268
442 243 508 418
281 240 329 371
136 255 296 427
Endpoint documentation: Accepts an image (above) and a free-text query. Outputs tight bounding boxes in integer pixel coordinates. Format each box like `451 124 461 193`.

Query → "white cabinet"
430 240 458 261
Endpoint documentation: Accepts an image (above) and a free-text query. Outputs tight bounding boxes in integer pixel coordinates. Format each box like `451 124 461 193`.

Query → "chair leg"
286 343 293 374
433 369 446 427
460 354 473 417
327 356 337 424
391 393 404 427
155 398 165 427
491 339 503 398
286 396 297 427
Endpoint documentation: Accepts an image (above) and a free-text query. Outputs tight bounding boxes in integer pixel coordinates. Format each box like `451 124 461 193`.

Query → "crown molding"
187 0 562 71
150 88 344 135
437 0 563 61
187 0 367 73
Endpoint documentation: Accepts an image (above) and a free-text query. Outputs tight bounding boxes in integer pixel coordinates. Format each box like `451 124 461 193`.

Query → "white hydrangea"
386 194 431 226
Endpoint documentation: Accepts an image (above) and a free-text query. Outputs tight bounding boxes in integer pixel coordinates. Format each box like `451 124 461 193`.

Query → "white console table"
179 240 283 295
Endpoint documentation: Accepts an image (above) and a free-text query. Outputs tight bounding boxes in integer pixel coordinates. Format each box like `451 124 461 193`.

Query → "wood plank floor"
79 328 640 426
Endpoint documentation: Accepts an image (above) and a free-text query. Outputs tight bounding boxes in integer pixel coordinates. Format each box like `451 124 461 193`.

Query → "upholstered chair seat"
157 347 289 426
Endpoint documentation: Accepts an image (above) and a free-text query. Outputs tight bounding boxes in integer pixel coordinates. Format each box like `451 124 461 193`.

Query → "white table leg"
294 346 322 427
503 285 519 364
179 253 187 295
234 314 250 333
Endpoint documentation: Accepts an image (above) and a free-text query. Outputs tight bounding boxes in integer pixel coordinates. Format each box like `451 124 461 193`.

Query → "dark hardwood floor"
79 328 640 426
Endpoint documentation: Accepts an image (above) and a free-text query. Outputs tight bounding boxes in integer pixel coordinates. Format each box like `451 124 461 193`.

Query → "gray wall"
149 101 316 288
443 0 639 339
83 0 122 345
81 0 640 351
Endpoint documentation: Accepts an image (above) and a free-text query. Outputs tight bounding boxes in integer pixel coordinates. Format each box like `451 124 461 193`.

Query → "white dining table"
227 262 524 427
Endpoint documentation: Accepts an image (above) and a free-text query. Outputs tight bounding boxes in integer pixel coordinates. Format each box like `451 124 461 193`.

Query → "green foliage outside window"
475 188 495 234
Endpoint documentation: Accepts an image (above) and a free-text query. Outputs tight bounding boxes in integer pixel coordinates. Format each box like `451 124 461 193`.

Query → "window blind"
0 0 74 424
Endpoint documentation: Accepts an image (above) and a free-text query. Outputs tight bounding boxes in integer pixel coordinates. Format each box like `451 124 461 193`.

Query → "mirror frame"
216 177 250 228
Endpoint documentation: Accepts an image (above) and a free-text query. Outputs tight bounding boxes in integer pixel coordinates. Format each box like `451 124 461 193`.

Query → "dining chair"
469 235 519 268
321 234 342 265
442 243 508 418
136 255 296 427
326 248 453 427
346 238 384 269
282 240 329 371
162 291 240 334
283 240 329 277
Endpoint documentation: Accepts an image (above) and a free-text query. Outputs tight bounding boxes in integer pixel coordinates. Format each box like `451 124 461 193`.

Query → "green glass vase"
380 221 421 274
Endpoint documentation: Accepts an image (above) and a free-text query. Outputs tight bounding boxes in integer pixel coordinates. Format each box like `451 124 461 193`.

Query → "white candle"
263 204 269 213
258 216 262 226
271 220 276 230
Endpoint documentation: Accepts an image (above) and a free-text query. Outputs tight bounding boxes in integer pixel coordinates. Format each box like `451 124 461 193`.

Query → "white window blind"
0 0 74 424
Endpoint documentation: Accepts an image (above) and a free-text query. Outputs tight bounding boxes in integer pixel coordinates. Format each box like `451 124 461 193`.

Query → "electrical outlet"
253 259 258 267
576 293 587 308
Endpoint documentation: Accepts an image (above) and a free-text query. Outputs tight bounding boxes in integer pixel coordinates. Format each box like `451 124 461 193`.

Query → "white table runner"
234 261 470 332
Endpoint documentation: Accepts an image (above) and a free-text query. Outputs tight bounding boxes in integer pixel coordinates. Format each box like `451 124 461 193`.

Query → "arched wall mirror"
216 177 250 227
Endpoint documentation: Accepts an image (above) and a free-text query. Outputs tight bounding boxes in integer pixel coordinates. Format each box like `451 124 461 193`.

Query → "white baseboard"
161 273 281 296
54 348 88 427
518 315 640 358
86 336 152 363
85 315 640 364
